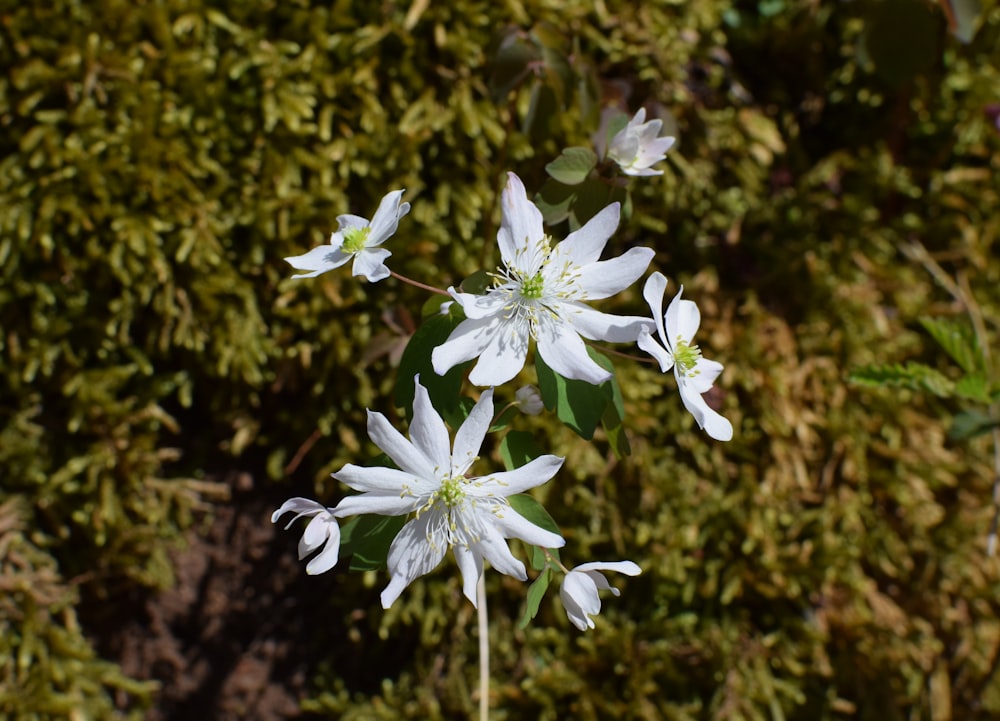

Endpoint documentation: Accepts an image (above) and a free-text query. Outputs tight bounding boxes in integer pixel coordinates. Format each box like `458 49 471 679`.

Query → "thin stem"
389 269 451 297
583 338 657 364
477 575 489 721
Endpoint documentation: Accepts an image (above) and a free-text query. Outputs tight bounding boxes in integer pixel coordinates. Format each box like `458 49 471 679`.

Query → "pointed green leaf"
955 373 991 402
919 316 981 373
536 348 618 439
545 147 598 186
500 430 545 471
339 514 408 571
848 362 955 397
518 567 552 629
508 493 562 538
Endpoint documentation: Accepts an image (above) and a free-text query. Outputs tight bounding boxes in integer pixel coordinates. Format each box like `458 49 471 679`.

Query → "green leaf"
536 349 618 439
518 566 552 629
919 317 982 373
508 494 562 538
500 430 545 471
545 147 598 186
395 310 470 421
955 373 991 402
339 514 407 571
948 409 1000 441
535 179 576 225
460 269 492 295
568 178 612 230
848 362 955 397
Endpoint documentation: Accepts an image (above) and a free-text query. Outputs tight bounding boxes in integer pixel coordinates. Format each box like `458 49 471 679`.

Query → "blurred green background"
2 0 1000 719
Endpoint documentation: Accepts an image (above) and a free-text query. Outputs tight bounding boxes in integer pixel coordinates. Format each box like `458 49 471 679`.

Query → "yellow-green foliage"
1 0 1000 718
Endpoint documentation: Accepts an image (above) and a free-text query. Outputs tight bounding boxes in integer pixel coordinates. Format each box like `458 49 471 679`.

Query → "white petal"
335 214 368 231
380 512 449 608
552 202 620 267
451 289 507 320
473 521 526 581
535 322 610 384
642 272 669 346
331 463 419 493
687 357 724 395
333 493 419 517
451 388 494 477
476 454 564 497
366 189 409 245
664 286 701 345
560 302 652 343
453 543 484 607
410 379 452 471
467 321 529 387
351 247 392 282
637 326 674 373
431 316 498 376
497 172 544 266
366 410 435 478
284 245 352 279
305 532 341 575
271 497 326 525
560 571 600 630
572 246 654 300
573 560 642 576
677 378 734 442
300 513 334 555
493 505 565 548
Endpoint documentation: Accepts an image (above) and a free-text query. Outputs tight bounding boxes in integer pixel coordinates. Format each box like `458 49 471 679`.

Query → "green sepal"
339 513 407 571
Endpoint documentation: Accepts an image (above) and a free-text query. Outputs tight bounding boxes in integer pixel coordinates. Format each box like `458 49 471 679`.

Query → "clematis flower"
432 173 654 386
284 189 410 282
560 561 641 631
271 498 341 575
637 271 733 441
331 378 565 609
514 385 544 416
606 108 675 177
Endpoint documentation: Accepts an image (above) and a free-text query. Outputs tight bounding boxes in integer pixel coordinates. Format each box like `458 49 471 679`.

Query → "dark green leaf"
339 514 407 571
500 430 545 471
535 179 577 225
536 349 617 439
508 493 562 538
394 310 471 420
948 409 1000 441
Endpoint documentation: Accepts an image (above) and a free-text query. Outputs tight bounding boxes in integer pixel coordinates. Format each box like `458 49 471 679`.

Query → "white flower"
432 173 654 386
606 108 675 177
271 497 341 575
331 379 566 609
560 561 641 631
284 189 410 282
637 271 733 441
514 385 544 415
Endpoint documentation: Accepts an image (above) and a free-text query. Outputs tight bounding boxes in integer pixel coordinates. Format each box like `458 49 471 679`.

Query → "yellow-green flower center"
437 475 466 508
342 226 370 254
520 272 545 300
674 339 702 375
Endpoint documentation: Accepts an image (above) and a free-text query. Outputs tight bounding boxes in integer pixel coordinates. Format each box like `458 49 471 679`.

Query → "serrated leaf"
545 147 598 186
500 430 545 471
849 362 955 397
339 514 407 571
955 373 991 402
518 567 552 629
919 316 981 373
948 409 1000 441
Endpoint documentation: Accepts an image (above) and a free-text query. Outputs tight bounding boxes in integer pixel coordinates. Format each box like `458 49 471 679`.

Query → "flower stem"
389 269 451 297
477 574 490 721
584 338 657 364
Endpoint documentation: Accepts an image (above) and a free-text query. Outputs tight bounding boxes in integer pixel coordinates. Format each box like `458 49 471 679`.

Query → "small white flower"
514 385 544 415
284 189 410 282
560 561 641 631
271 497 341 575
637 271 733 441
432 172 654 386
331 378 565 609
606 108 675 177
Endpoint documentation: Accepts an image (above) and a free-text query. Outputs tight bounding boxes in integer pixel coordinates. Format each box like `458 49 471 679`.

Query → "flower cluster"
275 157 732 632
